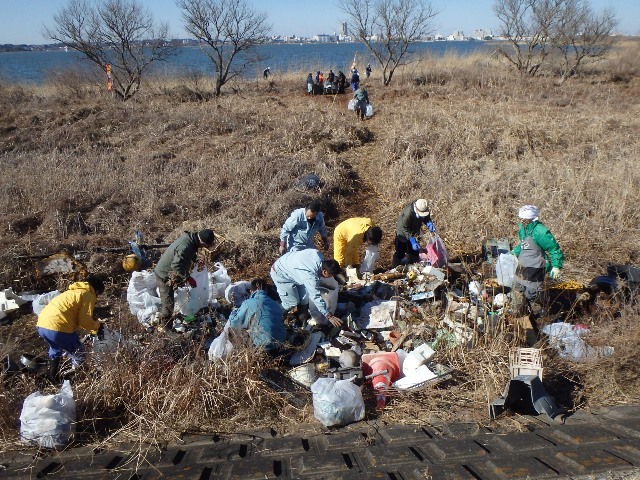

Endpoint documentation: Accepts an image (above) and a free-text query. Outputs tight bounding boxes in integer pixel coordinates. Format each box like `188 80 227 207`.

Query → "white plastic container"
496 253 518 287
365 104 374 117
402 343 435 375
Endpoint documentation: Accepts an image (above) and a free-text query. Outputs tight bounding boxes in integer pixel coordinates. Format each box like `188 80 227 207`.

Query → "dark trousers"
155 274 175 327
392 235 420 267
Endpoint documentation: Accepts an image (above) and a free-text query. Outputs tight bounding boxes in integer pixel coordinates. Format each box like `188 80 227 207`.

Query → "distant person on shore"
228 278 286 354
327 69 335 84
263 67 271 79
337 70 347 93
307 73 314 95
36 276 105 382
154 229 215 331
511 205 565 303
279 201 328 255
365 63 372 78
353 84 370 121
351 68 360 92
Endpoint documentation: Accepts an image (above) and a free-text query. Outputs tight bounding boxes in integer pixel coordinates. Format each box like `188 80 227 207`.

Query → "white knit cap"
414 199 430 217
518 205 539 220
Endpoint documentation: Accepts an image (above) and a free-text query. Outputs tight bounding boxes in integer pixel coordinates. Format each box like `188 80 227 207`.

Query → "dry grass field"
0 40 639 450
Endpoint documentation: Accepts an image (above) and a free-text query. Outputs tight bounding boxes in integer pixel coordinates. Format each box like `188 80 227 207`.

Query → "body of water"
0 41 494 84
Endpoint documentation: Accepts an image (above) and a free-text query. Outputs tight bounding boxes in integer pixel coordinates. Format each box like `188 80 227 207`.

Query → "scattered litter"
208 325 233 362
0 288 28 320
496 253 517 287
35 252 87 279
362 352 400 409
290 331 323 366
289 363 319 387
356 300 399 329
541 322 614 362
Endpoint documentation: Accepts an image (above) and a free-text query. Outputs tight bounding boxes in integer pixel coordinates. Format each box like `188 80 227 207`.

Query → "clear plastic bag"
19 380 76 448
310 377 365 427
496 253 518 287
360 245 379 274
347 98 356 111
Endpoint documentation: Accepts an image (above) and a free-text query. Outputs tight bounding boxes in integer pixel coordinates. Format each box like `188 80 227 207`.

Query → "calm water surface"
0 42 494 84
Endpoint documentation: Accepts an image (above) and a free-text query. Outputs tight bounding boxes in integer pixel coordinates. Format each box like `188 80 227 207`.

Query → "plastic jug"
362 352 400 409
496 253 518 287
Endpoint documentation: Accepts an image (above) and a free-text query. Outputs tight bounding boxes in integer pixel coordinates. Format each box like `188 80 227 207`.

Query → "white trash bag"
224 281 252 307
208 323 234 361
311 377 365 427
365 104 374 117
209 263 232 300
32 290 61 316
347 98 356 111
176 267 210 315
126 270 161 326
19 380 76 448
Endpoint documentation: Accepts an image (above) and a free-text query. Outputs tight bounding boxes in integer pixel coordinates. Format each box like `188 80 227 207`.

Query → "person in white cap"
512 205 564 302
392 199 435 267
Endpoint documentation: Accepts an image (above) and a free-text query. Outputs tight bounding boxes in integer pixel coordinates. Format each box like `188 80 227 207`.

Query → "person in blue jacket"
228 278 286 353
278 200 328 255
270 249 343 327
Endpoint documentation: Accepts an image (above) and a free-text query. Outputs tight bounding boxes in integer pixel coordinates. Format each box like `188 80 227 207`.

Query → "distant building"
472 29 493 40
434 33 446 41
313 34 336 43
339 22 348 36
447 31 465 41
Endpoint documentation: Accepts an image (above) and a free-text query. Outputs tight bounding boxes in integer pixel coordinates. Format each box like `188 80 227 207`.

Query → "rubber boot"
47 357 61 383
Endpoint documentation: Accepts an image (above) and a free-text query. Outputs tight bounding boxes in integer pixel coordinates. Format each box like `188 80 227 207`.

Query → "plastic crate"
509 347 543 380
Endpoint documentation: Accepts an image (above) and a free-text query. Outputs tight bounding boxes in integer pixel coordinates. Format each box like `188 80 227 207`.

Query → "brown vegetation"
1 42 639 450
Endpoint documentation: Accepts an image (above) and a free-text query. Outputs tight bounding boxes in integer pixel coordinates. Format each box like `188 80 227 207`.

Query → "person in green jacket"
154 229 215 331
36 276 105 381
512 205 564 302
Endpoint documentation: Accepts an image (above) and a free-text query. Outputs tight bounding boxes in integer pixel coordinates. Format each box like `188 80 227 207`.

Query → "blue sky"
0 0 637 45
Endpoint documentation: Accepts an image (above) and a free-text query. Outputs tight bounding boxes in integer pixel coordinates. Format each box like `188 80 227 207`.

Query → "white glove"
549 267 561 280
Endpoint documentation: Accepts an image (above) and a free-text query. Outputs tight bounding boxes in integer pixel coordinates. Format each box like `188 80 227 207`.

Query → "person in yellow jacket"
36 277 105 381
333 218 383 270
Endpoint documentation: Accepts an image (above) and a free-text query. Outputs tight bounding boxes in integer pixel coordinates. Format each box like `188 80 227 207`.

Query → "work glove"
409 237 420 252
549 267 561 280
426 221 436 233
186 277 197 288
322 238 330 250
278 242 287 256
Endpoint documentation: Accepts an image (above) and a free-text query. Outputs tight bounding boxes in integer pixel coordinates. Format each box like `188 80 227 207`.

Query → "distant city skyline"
0 0 638 45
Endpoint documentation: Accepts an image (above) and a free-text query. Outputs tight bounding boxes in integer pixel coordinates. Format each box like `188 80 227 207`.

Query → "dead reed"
0 44 639 449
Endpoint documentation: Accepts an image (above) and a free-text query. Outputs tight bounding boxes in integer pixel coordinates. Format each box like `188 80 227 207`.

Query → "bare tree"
177 0 270 97
493 0 618 79
342 0 438 86
44 0 174 100
551 3 618 81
